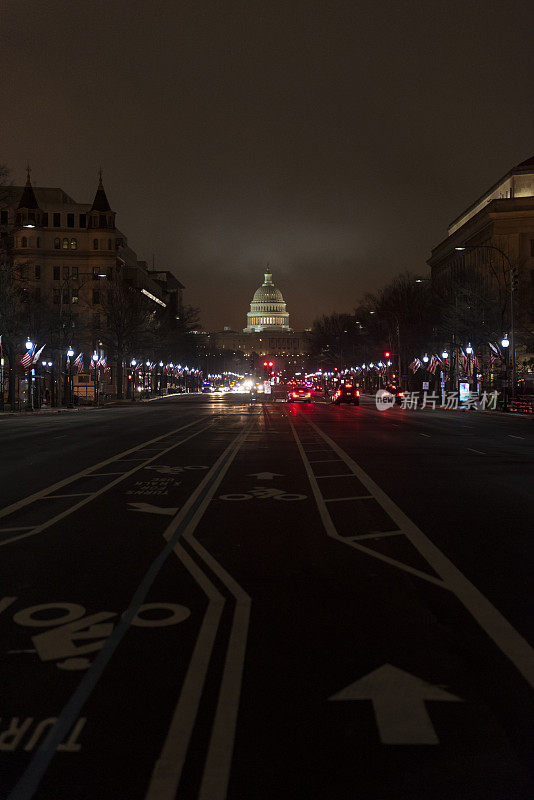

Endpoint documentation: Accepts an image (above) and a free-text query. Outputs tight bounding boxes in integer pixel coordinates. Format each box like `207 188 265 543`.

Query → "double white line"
8 421 254 800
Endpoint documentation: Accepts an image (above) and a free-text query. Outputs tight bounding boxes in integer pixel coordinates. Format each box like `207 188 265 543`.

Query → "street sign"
422 381 429 390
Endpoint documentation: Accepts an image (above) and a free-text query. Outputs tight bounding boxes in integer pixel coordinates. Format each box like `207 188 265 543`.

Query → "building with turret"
0 170 184 399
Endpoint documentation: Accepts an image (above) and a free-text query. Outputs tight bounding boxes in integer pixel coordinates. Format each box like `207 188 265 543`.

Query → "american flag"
472 354 480 372
98 356 108 371
460 348 469 373
428 355 439 374
32 344 46 365
74 353 84 373
488 341 502 361
409 358 421 373
21 344 36 367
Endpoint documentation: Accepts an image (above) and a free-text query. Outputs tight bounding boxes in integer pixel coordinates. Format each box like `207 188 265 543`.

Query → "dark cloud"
2 0 533 329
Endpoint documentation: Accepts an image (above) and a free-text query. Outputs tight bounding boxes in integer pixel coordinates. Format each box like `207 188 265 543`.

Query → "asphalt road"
0 394 532 800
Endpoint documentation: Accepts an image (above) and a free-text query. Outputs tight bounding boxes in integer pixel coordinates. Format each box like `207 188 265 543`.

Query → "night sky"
1 1 533 331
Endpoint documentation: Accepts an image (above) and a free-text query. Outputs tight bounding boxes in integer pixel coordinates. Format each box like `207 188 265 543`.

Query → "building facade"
244 272 290 332
427 155 534 387
1 171 184 400
200 270 312 373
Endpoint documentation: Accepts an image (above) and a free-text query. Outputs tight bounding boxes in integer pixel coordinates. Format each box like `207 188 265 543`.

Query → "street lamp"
129 359 137 400
92 353 99 407
455 244 516 397
501 335 510 411
465 343 473 355
67 348 74 407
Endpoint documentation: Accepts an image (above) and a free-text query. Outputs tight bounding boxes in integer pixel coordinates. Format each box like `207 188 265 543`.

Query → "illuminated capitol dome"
244 271 291 332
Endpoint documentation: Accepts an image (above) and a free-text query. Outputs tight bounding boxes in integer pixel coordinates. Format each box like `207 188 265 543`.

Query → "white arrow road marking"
330 664 461 744
128 502 178 515
248 472 284 480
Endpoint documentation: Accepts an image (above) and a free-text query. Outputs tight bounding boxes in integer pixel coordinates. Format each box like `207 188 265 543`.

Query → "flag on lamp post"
31 344 46 365
21 344 36 367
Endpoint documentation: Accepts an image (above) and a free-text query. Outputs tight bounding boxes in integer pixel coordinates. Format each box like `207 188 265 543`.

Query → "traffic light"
511 267 519 291
262 360 274 379
384 351 391 359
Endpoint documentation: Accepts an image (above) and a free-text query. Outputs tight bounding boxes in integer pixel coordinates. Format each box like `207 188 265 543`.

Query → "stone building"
201 271 312 373
427 155 534 387
0 171 184 399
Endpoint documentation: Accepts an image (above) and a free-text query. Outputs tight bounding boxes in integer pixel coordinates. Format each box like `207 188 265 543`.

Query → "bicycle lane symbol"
5 599 191 671
219 486 307 501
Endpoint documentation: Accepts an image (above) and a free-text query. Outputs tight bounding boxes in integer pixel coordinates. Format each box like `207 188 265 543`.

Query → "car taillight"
356 390 360 396
398 392 404 397
292 392 298 398
345 384 352 388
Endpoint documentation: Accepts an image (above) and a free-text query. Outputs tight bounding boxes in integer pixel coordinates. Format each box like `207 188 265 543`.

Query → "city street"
0 394 532 800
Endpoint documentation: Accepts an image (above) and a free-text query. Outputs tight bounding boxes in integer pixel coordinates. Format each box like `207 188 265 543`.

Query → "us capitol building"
200 271 312 369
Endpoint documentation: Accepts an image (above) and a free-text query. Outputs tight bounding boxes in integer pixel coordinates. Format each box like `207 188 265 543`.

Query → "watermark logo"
375 389 499 411
375 389 396 411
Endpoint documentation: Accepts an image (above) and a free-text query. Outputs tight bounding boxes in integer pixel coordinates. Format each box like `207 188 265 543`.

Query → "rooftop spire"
91 169 112 212
17 165 40 210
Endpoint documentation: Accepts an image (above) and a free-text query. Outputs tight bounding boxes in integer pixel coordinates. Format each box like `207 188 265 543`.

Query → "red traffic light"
268 361 274 367
384 351 391 358
263 361 268 367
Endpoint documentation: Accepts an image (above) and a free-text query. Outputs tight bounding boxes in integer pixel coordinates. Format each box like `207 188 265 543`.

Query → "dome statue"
244 272 291 332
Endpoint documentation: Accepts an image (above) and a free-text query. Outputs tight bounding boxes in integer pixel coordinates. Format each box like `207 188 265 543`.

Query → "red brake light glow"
356 390 360 396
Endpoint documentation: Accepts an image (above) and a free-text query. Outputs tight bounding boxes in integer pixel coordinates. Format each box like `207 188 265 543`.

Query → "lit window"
70 238 77 249
62 238 68 249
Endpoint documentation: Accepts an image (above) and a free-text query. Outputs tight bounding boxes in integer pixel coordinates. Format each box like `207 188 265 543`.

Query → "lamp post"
455 244 516 397
0 353 4 413
130 359 137 400
67 348 74 407
159 361 164 395
92 353 99 406
25 338 34 410
501 335 510 411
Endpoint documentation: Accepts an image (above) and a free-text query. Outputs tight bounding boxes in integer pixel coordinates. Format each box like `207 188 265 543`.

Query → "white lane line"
147 543 224 800
308 459 342 464
508 435 525 439
291 424 444 588
419 433 431 437
350 531 404 541
467 448 486 455
41 493 92 499
0 527 34 532
11 423 250 800
315 473 352 479
0 417 206 522
0 422 215 548
147 424 252 800
325 495 373 503
91 472 124 476
303 417 534 690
